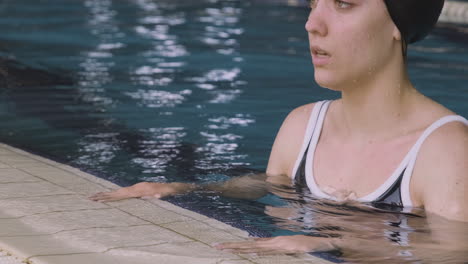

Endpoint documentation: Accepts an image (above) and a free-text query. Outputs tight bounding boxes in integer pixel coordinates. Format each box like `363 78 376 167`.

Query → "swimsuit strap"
304 101 333 199
291 100 330 181
400 115 468 206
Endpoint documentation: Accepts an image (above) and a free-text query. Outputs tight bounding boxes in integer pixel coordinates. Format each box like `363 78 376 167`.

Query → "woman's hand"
214 235 339 255
88 182 192 202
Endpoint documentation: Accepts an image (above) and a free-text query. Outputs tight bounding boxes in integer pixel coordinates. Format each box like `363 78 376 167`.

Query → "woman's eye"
335 0 352 9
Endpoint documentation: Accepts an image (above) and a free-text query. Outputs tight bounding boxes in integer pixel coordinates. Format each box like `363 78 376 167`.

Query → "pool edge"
0 142 332 264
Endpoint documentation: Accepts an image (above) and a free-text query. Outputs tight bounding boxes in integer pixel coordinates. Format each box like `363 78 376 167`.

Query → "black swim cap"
383 0 445 44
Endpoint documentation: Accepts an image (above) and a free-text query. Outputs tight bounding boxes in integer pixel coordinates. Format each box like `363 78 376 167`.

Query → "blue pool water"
1 0 468 262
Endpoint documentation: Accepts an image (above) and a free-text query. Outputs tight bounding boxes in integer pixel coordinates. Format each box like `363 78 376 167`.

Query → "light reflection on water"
0 0 467 263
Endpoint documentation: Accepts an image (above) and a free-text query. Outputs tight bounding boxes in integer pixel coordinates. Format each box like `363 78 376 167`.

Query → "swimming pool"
1 0 468 262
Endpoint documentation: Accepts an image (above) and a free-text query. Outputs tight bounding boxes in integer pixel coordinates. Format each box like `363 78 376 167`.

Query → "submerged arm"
217 209 468 262
199 173 269 199
88 173 286 202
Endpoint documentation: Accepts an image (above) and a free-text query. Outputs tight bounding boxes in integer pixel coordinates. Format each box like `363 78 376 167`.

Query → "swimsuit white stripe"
305 101 333 199
291 100 329 181
400 115 468 206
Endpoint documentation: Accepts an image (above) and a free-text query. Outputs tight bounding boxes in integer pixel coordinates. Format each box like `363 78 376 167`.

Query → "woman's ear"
393 26 402 41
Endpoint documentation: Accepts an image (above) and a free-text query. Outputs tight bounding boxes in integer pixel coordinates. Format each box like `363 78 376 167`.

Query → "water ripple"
207 114 255 129
125 89 191 108
209 89 242 104
140 15 186 26
200 132 243 142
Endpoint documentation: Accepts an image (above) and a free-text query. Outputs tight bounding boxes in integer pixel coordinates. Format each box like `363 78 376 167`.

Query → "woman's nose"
305 6 328 37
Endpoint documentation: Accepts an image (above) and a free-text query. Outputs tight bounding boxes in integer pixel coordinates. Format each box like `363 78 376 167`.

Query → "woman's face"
305 0 399 90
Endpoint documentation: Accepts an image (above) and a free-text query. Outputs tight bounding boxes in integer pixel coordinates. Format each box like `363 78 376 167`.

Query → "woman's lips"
311 45 331 67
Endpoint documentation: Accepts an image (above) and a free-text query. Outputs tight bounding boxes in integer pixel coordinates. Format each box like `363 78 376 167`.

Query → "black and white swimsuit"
292 100 468 208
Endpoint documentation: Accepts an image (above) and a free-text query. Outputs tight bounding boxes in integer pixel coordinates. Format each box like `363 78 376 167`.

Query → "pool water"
1 0 468 262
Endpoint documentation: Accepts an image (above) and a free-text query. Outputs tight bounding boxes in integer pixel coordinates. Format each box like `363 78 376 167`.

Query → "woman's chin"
314 72 344 92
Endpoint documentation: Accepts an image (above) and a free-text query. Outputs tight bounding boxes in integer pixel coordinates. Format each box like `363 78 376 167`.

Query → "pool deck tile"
0 182 73 199
0 211 14 219
0 168 42 183
51 225 193 251
107 241 244 260
110 199 193 225
30 249 246 264
0 154 45 168
161 220 248 245
0 234 96 257
3 209 148 235
30 253 144 264
0 142 333 264
55 165 120 189
20 166 111 195
0 250 24 264
219 261 254 264
0 218 50 237
0 194 109 218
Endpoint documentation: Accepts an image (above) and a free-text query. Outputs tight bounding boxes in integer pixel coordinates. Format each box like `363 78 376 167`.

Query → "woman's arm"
266 103 315 177
88 173 271 202
413 121 468 222
88 181 194 202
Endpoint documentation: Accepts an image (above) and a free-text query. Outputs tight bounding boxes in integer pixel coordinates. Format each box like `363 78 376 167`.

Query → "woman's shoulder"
411 103 468 217
415 101 467 148
417 111 467 164
284 102 317 124
279 100 331 137
266 101 322 177
415 118 467 220
417 111 467 162
412 98 467 163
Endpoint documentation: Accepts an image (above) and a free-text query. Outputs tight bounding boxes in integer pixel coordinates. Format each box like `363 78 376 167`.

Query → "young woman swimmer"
90 0 468 258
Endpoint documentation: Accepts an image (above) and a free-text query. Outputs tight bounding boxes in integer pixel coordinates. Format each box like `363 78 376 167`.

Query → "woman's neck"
333 67 418 144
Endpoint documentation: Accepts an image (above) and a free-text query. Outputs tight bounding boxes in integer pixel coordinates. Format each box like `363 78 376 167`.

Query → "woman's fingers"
215 241 257 250
89 182 190 202
88 192 115 202
88 189 128 202
88 192 108 201
215 238 280 251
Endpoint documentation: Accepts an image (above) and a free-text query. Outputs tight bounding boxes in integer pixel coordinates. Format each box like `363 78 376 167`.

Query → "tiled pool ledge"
440 1 468 24
0 143 331 264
